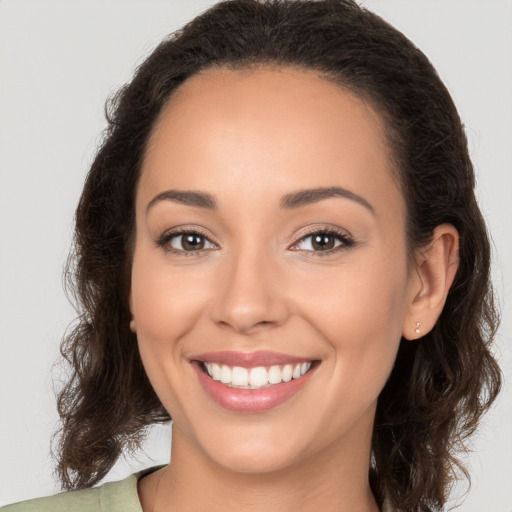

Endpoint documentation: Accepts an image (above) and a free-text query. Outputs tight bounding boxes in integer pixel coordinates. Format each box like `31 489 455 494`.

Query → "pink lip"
191 354 318 413
191 350 312 368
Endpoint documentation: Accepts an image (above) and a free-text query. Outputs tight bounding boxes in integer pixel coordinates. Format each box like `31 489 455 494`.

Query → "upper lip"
191 350 315 368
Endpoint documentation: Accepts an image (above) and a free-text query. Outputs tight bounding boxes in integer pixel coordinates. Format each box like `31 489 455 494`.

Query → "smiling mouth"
198 361 316 389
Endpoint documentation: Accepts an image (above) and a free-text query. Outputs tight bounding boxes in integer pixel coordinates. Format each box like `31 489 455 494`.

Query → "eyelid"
155 223 355 257
155 225 219 255
288 225 356 254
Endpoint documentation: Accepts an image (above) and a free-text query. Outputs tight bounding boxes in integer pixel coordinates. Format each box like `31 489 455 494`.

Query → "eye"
290 228 355 255
157 229 217 254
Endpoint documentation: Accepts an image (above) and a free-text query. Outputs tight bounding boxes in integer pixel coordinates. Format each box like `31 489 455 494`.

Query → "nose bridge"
211 241 288 334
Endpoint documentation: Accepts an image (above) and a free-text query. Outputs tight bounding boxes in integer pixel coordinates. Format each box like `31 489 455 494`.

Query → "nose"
211 247 289 336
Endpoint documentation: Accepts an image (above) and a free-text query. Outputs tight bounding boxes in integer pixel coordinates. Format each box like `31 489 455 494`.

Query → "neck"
151 423 379 512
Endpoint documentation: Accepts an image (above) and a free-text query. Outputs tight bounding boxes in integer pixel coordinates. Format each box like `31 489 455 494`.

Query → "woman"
1 0 502 511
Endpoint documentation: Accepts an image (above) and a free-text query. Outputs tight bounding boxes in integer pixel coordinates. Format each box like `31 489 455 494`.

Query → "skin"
130 66 459 512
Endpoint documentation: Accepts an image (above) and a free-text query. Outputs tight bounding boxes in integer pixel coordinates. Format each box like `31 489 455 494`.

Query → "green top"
1 466 163 512
2 466 398 511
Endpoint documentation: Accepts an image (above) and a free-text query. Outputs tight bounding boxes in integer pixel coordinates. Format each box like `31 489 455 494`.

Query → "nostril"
215 318 278 336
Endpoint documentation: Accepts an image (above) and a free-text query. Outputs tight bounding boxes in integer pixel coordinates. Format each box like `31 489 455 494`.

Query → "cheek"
307 282 406 448
294 252 409 346
130 247 212 419
130 249 209 345
290 248 409 402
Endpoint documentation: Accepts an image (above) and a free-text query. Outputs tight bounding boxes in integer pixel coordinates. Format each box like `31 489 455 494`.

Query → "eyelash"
289 227 356 256
155 226 356 257
156 227 217 257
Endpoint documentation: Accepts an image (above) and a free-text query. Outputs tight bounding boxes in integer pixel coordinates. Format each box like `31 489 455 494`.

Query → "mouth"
198 360 314 389
190 351 319 413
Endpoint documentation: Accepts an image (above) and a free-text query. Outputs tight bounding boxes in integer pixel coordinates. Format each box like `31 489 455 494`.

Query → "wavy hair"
55 1 502 510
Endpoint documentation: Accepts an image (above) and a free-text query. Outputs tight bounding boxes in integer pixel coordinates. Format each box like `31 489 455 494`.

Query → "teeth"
203 361 312 389
211 363 221 381
249 367 267 387
231 366 248 386
282 364 293 382
268 365 282 384
220 364 231 384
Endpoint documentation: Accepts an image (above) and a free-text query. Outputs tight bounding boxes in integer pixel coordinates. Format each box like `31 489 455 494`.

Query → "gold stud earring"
415 322 421 335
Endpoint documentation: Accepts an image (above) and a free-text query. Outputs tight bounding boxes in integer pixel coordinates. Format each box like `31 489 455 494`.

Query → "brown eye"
311 233 336 251
180 233 205 251
163 231 216 253
291 229 354 255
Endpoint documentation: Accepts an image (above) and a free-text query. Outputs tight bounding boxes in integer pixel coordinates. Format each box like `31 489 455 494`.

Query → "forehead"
148 65 389 162
139 65 404 221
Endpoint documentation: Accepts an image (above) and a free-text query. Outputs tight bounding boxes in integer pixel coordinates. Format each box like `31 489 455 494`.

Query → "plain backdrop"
1 0 511 510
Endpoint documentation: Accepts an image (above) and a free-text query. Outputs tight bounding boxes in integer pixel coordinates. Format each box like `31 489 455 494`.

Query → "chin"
182 416 310 475
206 442 303 475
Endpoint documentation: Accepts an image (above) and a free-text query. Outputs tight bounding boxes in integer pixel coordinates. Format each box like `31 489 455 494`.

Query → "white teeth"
202 361 313 389
268 365 282 384
220 365 231 384
282 364 293 382
231 366 249 386
211 363 221 381
249 367 267 387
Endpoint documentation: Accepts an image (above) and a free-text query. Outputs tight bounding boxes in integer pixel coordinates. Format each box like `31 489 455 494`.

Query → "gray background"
1 1 511 509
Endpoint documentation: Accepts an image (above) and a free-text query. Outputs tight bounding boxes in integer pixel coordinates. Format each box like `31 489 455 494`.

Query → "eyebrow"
146 190 217 212
146 186 374 215
280 186 375 214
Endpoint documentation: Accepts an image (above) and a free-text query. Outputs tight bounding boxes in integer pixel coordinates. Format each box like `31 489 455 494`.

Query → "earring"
415 322 421 335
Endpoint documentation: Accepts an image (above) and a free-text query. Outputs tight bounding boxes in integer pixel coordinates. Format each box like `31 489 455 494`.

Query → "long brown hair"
55 1 501 510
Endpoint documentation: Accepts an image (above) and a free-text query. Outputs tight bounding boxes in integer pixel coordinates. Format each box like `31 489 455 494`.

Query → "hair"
55 1 501 510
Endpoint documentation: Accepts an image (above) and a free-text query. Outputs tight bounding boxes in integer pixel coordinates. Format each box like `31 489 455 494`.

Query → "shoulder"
1 466 163 512
1 485 102 512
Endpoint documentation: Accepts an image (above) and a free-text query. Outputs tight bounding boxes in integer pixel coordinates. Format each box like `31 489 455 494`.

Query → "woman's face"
130 66 417 473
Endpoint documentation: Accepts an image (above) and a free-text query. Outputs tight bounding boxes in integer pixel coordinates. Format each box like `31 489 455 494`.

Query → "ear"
129 289 137 333
402 224 459 340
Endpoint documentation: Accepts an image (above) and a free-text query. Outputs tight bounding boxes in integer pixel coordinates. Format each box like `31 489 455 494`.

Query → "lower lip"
192 361 316 413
